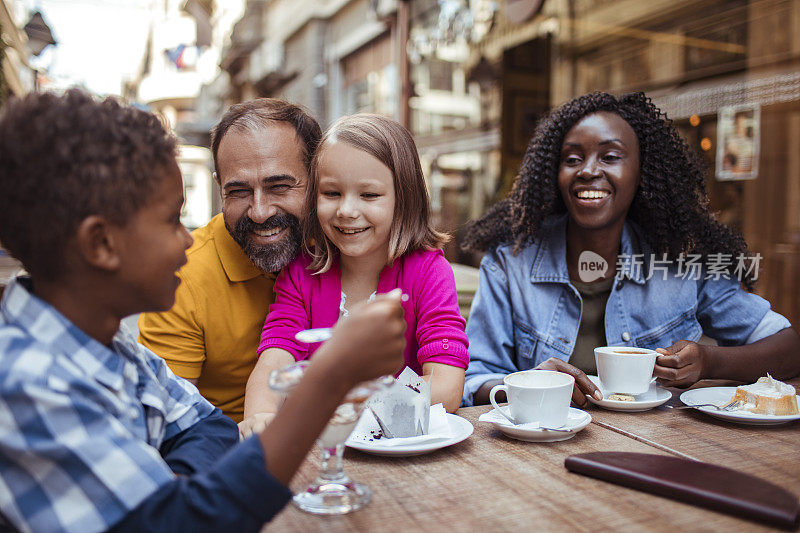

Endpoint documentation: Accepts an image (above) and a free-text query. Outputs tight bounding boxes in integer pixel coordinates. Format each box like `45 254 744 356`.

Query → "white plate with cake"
679 376 800 425
586 375 672 412
346 410 474 456
347 369 474 456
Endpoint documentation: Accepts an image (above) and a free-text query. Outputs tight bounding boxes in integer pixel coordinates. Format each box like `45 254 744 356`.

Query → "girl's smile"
316 141 396 265
335 226 370 235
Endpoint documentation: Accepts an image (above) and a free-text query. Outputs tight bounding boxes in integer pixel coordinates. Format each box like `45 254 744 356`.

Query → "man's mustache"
235 213 299 234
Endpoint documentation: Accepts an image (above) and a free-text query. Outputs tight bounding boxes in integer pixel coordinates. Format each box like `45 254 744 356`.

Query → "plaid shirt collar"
1 276 129 391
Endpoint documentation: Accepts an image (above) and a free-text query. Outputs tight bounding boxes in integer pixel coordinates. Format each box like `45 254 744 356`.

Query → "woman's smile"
571 186 612 208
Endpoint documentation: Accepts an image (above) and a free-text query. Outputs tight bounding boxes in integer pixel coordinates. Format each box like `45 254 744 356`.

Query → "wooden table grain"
586 377 800 496
264 382 800 532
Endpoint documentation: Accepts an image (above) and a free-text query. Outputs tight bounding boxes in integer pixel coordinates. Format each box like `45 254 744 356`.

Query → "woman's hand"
654 340 707 388
535 358 602 407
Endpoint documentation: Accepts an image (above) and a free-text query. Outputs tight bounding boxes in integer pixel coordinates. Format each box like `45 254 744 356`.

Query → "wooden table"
266 380 800 532
590 378 800 500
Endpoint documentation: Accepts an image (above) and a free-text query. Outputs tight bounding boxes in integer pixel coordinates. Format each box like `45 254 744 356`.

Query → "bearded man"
139 99 320 425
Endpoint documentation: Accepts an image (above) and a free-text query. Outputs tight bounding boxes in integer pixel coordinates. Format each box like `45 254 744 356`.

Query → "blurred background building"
123 0 245 229
1 0 798 325
1 0 37 101
192 0 799 324
0 0 55 290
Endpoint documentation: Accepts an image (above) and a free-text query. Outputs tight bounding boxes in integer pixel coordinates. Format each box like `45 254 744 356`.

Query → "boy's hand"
238 412 275 440
257 290 405 485
654 340 707 388
535 357 602 407
317 289 406 384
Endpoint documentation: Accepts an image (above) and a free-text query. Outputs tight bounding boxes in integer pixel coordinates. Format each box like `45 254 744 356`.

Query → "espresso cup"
594 346 658 394
489 370 574 427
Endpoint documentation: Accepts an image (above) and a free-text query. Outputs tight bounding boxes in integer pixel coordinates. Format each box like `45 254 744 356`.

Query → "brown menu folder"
565 452 800 529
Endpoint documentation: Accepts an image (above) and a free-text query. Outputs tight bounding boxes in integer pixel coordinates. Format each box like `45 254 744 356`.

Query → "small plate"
479 407 591 442
346 413 473 456
680 387 800 426
586 375 672 412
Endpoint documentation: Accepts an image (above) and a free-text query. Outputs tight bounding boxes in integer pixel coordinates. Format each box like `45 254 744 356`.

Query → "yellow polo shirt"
138 213 276 422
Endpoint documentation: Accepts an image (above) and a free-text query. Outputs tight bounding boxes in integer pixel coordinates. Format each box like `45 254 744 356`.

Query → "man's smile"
250 226 287 244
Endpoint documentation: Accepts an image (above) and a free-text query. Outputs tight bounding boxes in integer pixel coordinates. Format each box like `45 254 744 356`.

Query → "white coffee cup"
488 370 574 427
594 346 658 394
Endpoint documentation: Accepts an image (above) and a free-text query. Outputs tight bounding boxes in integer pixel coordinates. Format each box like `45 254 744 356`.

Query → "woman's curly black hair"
462 91 755 289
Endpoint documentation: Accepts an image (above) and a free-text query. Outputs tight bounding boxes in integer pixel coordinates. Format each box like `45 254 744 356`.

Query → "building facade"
0 0 37 104
127 0 245 229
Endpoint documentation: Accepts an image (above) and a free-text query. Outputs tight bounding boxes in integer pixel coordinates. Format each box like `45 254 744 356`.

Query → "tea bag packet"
367 367 431 437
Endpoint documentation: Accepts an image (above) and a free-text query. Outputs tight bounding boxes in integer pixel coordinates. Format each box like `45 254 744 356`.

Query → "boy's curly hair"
0 89 177 280
462 91 755 289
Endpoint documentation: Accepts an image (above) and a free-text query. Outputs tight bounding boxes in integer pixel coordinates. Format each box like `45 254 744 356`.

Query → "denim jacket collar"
529 215 648 285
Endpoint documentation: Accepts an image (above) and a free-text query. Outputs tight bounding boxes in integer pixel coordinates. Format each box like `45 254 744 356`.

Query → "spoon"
294 293 409 344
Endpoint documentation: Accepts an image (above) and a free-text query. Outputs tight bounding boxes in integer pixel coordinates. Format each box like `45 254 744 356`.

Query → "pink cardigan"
258 248 469 373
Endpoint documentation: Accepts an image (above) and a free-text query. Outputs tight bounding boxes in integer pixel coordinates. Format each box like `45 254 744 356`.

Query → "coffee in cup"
594 346 657 394
488 370 574 427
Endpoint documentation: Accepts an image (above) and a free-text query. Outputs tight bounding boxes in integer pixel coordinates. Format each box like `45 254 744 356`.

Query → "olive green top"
568 276 615 376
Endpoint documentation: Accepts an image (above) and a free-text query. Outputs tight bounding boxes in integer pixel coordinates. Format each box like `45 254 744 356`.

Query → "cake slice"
730 375 798 416
367 368 431 437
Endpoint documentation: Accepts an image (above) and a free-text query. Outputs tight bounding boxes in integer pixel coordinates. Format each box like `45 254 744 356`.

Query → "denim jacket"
463 215 791 406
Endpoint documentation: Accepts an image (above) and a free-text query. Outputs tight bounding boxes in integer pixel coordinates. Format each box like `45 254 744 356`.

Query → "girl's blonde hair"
305 114 449 273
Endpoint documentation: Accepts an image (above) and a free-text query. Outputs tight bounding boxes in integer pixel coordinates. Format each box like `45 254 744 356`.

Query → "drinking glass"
269 361 393 514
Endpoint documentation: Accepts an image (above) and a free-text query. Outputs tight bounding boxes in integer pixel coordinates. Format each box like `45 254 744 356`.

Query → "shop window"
428 58 454 92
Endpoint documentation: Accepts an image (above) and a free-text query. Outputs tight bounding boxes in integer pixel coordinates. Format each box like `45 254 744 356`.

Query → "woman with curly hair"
462 91 800 407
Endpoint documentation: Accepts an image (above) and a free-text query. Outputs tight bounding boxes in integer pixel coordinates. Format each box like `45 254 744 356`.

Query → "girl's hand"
535 357 602 407
654 340 707 388
238 412 275 440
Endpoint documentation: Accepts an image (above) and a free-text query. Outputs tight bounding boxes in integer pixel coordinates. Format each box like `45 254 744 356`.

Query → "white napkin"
478 408 566 430
349 404 452 447
367 367 431 437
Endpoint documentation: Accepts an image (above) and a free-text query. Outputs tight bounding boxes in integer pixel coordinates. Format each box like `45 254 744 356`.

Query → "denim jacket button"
616 281 624 290
621 332 631 342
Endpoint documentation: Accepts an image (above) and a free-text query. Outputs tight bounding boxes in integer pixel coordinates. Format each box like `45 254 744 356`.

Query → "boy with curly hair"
0 89 405 532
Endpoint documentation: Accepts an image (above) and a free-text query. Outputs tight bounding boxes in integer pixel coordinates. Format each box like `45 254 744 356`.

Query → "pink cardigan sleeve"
413 251 469 369
257 256 310 360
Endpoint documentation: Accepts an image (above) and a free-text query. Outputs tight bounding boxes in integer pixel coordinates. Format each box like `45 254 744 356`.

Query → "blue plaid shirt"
0 277 290 533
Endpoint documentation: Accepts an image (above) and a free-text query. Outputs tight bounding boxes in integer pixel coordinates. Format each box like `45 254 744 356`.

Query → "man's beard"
226 212 302 273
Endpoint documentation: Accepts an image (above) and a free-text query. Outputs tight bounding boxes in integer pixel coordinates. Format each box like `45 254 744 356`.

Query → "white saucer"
586 375 672 411
346 413 473 456
479 407 591 442
680 387 800 426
